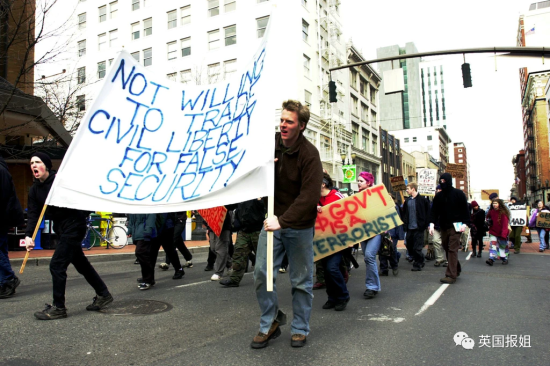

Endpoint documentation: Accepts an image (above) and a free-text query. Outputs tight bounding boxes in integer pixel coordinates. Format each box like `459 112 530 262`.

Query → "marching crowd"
1 99 548 349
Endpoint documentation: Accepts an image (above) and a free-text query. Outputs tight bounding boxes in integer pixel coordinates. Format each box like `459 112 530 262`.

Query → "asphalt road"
1 249 549 366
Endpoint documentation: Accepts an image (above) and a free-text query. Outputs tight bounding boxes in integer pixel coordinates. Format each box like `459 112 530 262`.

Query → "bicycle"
82 215 128 250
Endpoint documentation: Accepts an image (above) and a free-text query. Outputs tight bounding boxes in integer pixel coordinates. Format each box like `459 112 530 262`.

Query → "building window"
110 1 118 19
181 37 191 57
109 29 118 48
78 40 86 57
458 153 463 158
427 135 432 140
302 0 307 7
76 95 86 111
224 59 237 79
208 63 220 84
404 138 409 143
180 69 191 84
98 33 106 51
78 13 86 29
132 0 139 11
181 5 191 25
351 96 358 116
131 22 140 40
208 0 219 17
350 69 357 89
167 41 177 60
143 48 152 66
167 9 177 29
458 148 463 152
131 51 140 62
143 18 152 36
108 58 113 65
77 67 86 84
361 103 368 122
256 16 269 38
302 19 309 42
460 180 465 184
97 61 106 79
412 137 417 142
224 25 236 46
304 90 312 107
98 5 106 22
362 129 368 151
167 72 176 81
225 0 236 12
458 159 464 163
303 54 310 76
352 123 358 147
208 29 220 50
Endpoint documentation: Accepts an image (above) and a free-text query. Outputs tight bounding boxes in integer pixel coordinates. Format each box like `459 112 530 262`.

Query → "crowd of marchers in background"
1 99 548 350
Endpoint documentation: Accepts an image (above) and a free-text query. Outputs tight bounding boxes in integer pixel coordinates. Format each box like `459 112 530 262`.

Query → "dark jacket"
0 156 24 233
274 132 323 229
402 194 430 230
237 199 266 233
127 214 157 241
471 208 486 238
25 172 89 239
429 174 470 230
388 203 405 240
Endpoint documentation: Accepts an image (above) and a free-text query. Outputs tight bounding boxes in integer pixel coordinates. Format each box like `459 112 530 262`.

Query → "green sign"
339 188 349 192
342 165 356 183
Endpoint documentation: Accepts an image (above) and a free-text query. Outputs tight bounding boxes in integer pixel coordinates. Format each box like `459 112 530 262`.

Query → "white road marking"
415 284 450 316
466 252 472 260
173 272 252 289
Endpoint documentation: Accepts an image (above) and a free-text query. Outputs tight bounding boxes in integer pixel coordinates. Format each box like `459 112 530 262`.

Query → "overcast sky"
341 0 544 200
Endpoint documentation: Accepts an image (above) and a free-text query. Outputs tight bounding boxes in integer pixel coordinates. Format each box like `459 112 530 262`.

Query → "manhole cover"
100 299 172 316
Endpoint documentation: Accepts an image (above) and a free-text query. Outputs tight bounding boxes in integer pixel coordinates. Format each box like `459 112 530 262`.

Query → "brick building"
511 150 527 200
453 142 471 199
380 127 401 196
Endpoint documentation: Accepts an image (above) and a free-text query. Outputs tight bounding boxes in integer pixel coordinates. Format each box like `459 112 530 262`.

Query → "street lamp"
351 153 357 164
340 153 347 165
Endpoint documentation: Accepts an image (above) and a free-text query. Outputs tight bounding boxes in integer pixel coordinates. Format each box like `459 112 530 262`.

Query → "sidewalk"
8 240 211 265
8 235 548 265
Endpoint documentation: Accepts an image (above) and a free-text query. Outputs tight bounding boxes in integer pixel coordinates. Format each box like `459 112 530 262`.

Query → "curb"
9 246 210 266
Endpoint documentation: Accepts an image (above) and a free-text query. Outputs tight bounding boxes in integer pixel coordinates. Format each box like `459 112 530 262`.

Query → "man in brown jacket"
251 100 323 349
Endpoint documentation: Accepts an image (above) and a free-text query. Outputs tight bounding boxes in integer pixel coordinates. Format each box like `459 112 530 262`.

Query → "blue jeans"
361 235 382 291
254 227 314 336
0 234 15 286
322 251 349 303
537 228 547 251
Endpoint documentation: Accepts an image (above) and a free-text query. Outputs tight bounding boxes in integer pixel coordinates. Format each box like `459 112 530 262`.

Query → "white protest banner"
508 203 527 227
417 168 437 196
46 22 277 213
313 184 403 262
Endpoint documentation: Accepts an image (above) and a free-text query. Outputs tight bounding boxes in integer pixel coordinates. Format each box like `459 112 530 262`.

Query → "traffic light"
329 80 337 103
461 63 472 88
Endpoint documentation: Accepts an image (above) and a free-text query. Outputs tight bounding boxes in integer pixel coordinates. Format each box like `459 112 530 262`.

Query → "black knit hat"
31 152 52 171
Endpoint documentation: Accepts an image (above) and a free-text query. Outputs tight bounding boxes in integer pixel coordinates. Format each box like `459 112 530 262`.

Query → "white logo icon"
454 332 472 349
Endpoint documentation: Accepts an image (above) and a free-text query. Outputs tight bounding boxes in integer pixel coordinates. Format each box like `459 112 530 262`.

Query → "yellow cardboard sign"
536 212 550 229
313 184 403 261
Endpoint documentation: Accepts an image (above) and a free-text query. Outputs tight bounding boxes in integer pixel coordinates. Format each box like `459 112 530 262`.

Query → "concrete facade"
376 42 422 131
419 59 447 129
389 126 450 174
347 43 381 188
401 149 416 184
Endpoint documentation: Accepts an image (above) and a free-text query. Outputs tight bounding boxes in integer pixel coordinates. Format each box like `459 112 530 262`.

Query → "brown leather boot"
250 321 281 349
291 334 307 347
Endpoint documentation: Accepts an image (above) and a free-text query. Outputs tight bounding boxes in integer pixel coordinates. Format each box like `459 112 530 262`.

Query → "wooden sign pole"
266 196 274 292
19 204 48 274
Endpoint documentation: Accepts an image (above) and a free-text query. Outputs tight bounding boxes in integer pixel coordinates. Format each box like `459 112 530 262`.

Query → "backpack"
378 234 394 257
229 209 242 232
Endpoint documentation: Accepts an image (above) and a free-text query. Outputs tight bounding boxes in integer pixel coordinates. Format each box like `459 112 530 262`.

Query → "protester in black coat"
0 156 24 298
25 152 113 320
470 201 486 257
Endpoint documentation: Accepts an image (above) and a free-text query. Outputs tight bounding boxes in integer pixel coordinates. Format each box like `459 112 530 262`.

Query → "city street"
1 249 549 366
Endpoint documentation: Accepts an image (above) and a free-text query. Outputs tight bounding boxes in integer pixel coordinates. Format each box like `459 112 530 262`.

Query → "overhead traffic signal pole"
327 46 549 96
